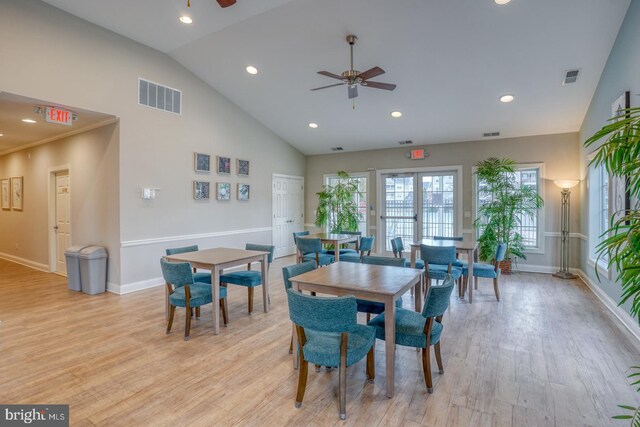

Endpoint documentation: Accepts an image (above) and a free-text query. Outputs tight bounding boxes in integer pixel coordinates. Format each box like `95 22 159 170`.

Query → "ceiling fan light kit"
311 34 397 99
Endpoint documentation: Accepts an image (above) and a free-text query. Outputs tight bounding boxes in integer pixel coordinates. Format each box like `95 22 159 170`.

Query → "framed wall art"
1 179 10 210
217 156 231 175
217 182 231 201
238 183 250 201
193 181 210 200
11 176 23 211
237 159 250 177
194 152 210 173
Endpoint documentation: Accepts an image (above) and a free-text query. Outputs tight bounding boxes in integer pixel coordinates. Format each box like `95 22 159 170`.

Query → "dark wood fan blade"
363 81 396 91
348 85 358 99
216 0 237 7
311 83 345 91
317 71 344 80
357 66 385 81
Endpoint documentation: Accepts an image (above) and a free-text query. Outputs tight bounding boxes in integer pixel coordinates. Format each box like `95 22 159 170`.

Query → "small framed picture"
194 152 210 173
193 181 210 200
237 159 250 176
217 182 231 201
11 176 23 211
217 156 231 175
238 183 250 201
1 179 9 210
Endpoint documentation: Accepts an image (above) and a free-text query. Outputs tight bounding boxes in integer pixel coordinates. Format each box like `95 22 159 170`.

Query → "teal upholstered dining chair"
287 289 376 420
282 261 318 354
219 243 275 314
461 242 507 301
293 231 311 262
433 236 465 267
326 230 361 256
391 237 425 269
165 245 211 284
340 236 375 263
355 255 405 321
297 238 334 266
420 245 463 289
368 274 455 393
160 258 228 340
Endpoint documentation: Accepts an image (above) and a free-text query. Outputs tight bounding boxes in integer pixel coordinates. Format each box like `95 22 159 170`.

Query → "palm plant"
474 157 544 262
315 171 362 233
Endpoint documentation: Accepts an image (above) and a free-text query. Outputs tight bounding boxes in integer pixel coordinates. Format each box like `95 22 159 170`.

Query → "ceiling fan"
311 35 397 99
187 0 237 8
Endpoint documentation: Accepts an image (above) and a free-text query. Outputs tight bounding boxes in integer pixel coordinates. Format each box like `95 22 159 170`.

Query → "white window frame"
587 152 611 278
472 162 545 255
323 172 369 235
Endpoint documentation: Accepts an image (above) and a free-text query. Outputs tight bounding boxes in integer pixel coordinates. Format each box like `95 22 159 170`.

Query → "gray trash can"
65 245 88 291
79 246 108 295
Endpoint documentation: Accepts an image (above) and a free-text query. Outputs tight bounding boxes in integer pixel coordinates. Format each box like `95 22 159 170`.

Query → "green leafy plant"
474 157 544 262
314 171 362 233
613 367 640 425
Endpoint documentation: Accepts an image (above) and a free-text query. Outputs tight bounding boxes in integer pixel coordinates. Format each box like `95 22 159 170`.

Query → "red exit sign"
45 106 73 126
410 149 426 160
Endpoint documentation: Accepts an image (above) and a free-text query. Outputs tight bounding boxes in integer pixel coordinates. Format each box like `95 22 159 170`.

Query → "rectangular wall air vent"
563 69 580 85
398 140 413 145
138 78 182 114
483 132 500 137
331 147 344 152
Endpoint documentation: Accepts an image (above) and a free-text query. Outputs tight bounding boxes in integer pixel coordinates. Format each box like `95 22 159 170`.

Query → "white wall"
0 0 305 290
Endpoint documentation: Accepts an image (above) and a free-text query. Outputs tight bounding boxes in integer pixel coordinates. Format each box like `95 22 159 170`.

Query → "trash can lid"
65 245 89 255
79 246 108 259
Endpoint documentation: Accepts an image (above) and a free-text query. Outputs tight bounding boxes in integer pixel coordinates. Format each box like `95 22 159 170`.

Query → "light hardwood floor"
1 257 639 426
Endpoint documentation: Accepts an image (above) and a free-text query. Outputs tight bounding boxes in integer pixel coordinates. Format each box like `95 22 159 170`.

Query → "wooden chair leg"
195 307 201 319
422 346 433 393
248 287 254 314
493 278 500 301
220 299 228 326
366 312 371 322
166 305 176 334
184 307 192 341
366 341 375 383
295 360 309 408
289 332 294 355
339 333 348 420
434 342 444 374
474 276 479 290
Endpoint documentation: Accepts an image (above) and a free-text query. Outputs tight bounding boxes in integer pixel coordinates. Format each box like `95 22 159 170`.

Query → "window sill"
588 258 611 280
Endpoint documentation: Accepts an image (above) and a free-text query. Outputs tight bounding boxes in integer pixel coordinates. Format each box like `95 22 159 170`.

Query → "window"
475 165 542 249
588 163 609 266
421 173 456 238
324 173 367 234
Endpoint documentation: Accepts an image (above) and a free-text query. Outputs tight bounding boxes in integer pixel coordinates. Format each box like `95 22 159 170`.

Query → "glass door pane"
420 172 456 239
381 174 416 251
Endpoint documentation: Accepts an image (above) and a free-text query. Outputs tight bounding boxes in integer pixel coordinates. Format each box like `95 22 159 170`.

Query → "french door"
380 170 458 253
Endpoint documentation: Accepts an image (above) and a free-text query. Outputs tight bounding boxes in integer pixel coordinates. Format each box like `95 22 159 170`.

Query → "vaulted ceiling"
41 0 630 155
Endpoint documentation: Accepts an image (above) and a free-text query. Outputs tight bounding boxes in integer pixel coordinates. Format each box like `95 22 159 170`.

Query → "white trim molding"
544 231 588 241
0 252 50 272
121 226 272 248
108 277 163 295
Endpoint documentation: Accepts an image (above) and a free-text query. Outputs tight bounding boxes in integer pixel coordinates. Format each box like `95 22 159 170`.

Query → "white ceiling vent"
398 140 413 145
331 147 344 151
483 131 500 137
139 78 181 114
562 69 580 85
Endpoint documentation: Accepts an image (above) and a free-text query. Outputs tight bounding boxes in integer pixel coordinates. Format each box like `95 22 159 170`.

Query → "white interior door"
55 173 71 274
272 175 304 258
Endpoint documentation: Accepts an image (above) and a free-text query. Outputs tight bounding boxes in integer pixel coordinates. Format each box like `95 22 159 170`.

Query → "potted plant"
314 171 362 233
584 106 640 423
474 157 544 273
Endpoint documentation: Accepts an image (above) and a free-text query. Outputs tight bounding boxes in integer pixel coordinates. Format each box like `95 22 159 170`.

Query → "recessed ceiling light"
22 118 37 124
179 16 192 24
246 66 258 75
308 122 318 129
499 94 514 103
494 0 512 4
390 111 402 118
0 133 3 137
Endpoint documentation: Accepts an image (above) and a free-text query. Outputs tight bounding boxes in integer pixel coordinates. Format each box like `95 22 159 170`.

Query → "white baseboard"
577 269 640 342
0 252 50 272
110 277 164 295
510 263 580 275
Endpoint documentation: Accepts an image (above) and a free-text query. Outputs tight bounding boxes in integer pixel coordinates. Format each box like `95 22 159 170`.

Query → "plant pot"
498 258 512 275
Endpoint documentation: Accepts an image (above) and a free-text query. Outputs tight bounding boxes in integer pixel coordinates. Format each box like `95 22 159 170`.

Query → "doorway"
49 167 71 275
272 174 304 258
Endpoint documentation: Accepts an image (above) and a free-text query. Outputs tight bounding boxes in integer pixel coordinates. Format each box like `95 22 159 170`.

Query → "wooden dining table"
165 247 270 334
409 238 478 303
289 261 423 398
298 233 359 262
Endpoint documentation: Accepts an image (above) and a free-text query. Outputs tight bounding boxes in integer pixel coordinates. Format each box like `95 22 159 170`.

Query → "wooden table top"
410 238 478 251
289 261 422 297
165 247 268 265
300 233 358 241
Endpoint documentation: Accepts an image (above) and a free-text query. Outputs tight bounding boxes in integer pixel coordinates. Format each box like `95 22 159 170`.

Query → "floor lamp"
552 180 579 279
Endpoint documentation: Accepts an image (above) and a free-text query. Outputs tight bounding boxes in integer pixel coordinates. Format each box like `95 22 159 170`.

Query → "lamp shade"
553 179 579 189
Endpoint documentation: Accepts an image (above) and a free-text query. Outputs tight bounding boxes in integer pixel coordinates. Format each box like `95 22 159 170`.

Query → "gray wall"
306 133 581 271
0 0 305 291
578 0 640 316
